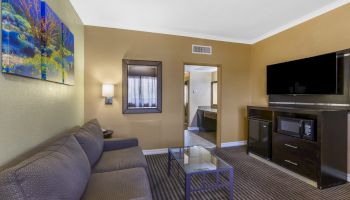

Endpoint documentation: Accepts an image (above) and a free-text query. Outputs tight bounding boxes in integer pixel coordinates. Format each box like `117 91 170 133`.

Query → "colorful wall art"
1 0 75 85
2 0 42 79
62 23 74 85
41 2 63 83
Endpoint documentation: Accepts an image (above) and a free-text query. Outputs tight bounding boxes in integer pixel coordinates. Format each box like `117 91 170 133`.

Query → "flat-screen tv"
267 53 342 95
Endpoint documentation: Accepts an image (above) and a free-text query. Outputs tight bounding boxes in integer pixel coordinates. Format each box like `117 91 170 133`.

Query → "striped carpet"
145 146 350 200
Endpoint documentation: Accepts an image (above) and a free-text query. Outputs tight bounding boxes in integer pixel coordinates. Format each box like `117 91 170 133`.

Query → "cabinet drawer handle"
284 160 299 166
284 144 298 149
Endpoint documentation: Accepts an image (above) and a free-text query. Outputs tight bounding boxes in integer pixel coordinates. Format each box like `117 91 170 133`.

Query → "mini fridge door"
248 118 272 159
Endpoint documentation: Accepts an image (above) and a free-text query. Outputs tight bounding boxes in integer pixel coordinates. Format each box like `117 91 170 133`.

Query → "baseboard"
322 165 348 181
143 148 168 155
221 140 247 148
249 153 317 188
187 127 199 131
348 174 350 182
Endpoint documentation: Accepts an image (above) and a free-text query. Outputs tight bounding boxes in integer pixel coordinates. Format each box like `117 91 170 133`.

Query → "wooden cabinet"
247 107 273 160
272 133 318 180
248 118 272 159
247 106 348 189
197 108 217 131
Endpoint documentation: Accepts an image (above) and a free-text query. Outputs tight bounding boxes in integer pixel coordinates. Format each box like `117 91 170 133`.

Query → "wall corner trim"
221 140 247 148
143 148 168 155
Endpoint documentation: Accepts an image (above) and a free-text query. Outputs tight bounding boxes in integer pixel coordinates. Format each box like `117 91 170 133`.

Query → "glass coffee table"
168 146 234 200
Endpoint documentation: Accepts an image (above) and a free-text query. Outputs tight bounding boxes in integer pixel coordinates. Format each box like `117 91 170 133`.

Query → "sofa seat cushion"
81 167 152 200
93 146 147 173
74 119 104 167
0 135 90 200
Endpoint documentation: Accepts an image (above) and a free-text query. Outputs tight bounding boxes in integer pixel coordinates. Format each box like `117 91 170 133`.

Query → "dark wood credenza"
247 106 348 189
197 107 217 131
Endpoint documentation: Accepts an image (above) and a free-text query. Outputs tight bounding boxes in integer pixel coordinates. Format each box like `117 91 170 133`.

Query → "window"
128 74 157 108
123 60 162 113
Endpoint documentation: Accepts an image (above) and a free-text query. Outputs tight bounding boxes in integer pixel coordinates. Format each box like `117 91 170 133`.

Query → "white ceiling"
69 0 350 44
185 65 217 73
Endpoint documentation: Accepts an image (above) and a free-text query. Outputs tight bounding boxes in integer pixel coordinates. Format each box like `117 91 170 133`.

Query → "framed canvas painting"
62 23 74 85
41 2 63 83
1 0 42 79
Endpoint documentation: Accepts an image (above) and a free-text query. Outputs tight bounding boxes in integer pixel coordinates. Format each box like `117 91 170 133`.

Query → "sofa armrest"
103 138 139 151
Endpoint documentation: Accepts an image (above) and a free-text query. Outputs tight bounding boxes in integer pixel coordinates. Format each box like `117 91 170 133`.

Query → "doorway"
183 64 220 149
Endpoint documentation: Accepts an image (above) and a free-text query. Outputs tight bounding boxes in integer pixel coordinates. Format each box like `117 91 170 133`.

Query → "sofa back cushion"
0 135 91 200
74 119 104 167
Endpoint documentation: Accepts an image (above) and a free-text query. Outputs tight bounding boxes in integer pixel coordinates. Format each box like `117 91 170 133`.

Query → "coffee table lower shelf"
167 148 234 200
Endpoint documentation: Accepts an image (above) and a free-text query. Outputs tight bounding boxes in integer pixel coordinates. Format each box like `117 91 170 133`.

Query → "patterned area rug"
146 147 350 200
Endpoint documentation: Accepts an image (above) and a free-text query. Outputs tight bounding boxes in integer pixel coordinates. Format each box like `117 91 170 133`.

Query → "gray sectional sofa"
0 119 152 200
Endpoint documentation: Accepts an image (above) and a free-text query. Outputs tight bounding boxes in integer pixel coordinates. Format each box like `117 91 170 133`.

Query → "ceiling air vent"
192 45 212 55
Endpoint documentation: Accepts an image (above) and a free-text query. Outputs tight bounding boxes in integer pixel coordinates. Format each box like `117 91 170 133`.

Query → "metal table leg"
229 168 234 200
185 174 191 200
167 149 171 176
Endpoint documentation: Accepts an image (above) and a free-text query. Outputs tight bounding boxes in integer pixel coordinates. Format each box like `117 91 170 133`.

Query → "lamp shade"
102 84 114 97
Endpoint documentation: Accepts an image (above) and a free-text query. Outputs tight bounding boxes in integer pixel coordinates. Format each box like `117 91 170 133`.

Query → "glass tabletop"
168 146 233 174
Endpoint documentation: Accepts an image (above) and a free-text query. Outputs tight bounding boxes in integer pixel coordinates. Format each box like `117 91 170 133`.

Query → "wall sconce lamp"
102 84 114 105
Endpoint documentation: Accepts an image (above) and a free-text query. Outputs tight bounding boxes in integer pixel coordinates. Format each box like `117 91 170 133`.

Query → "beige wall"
85 26 251 149
250 4 350 106
0 0 84 167
0 0 347 173
249 4 350 172
188 71 212 127
84 3 350 155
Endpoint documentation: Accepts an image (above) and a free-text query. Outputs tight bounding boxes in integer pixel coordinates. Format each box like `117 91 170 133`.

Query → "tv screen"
267 53 341 95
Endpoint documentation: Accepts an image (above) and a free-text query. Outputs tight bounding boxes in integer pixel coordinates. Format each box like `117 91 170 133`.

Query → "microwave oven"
277 116 316 141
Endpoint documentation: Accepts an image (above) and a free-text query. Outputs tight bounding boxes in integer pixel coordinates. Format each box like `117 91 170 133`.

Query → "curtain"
128 76 157 108
128 76 141 107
